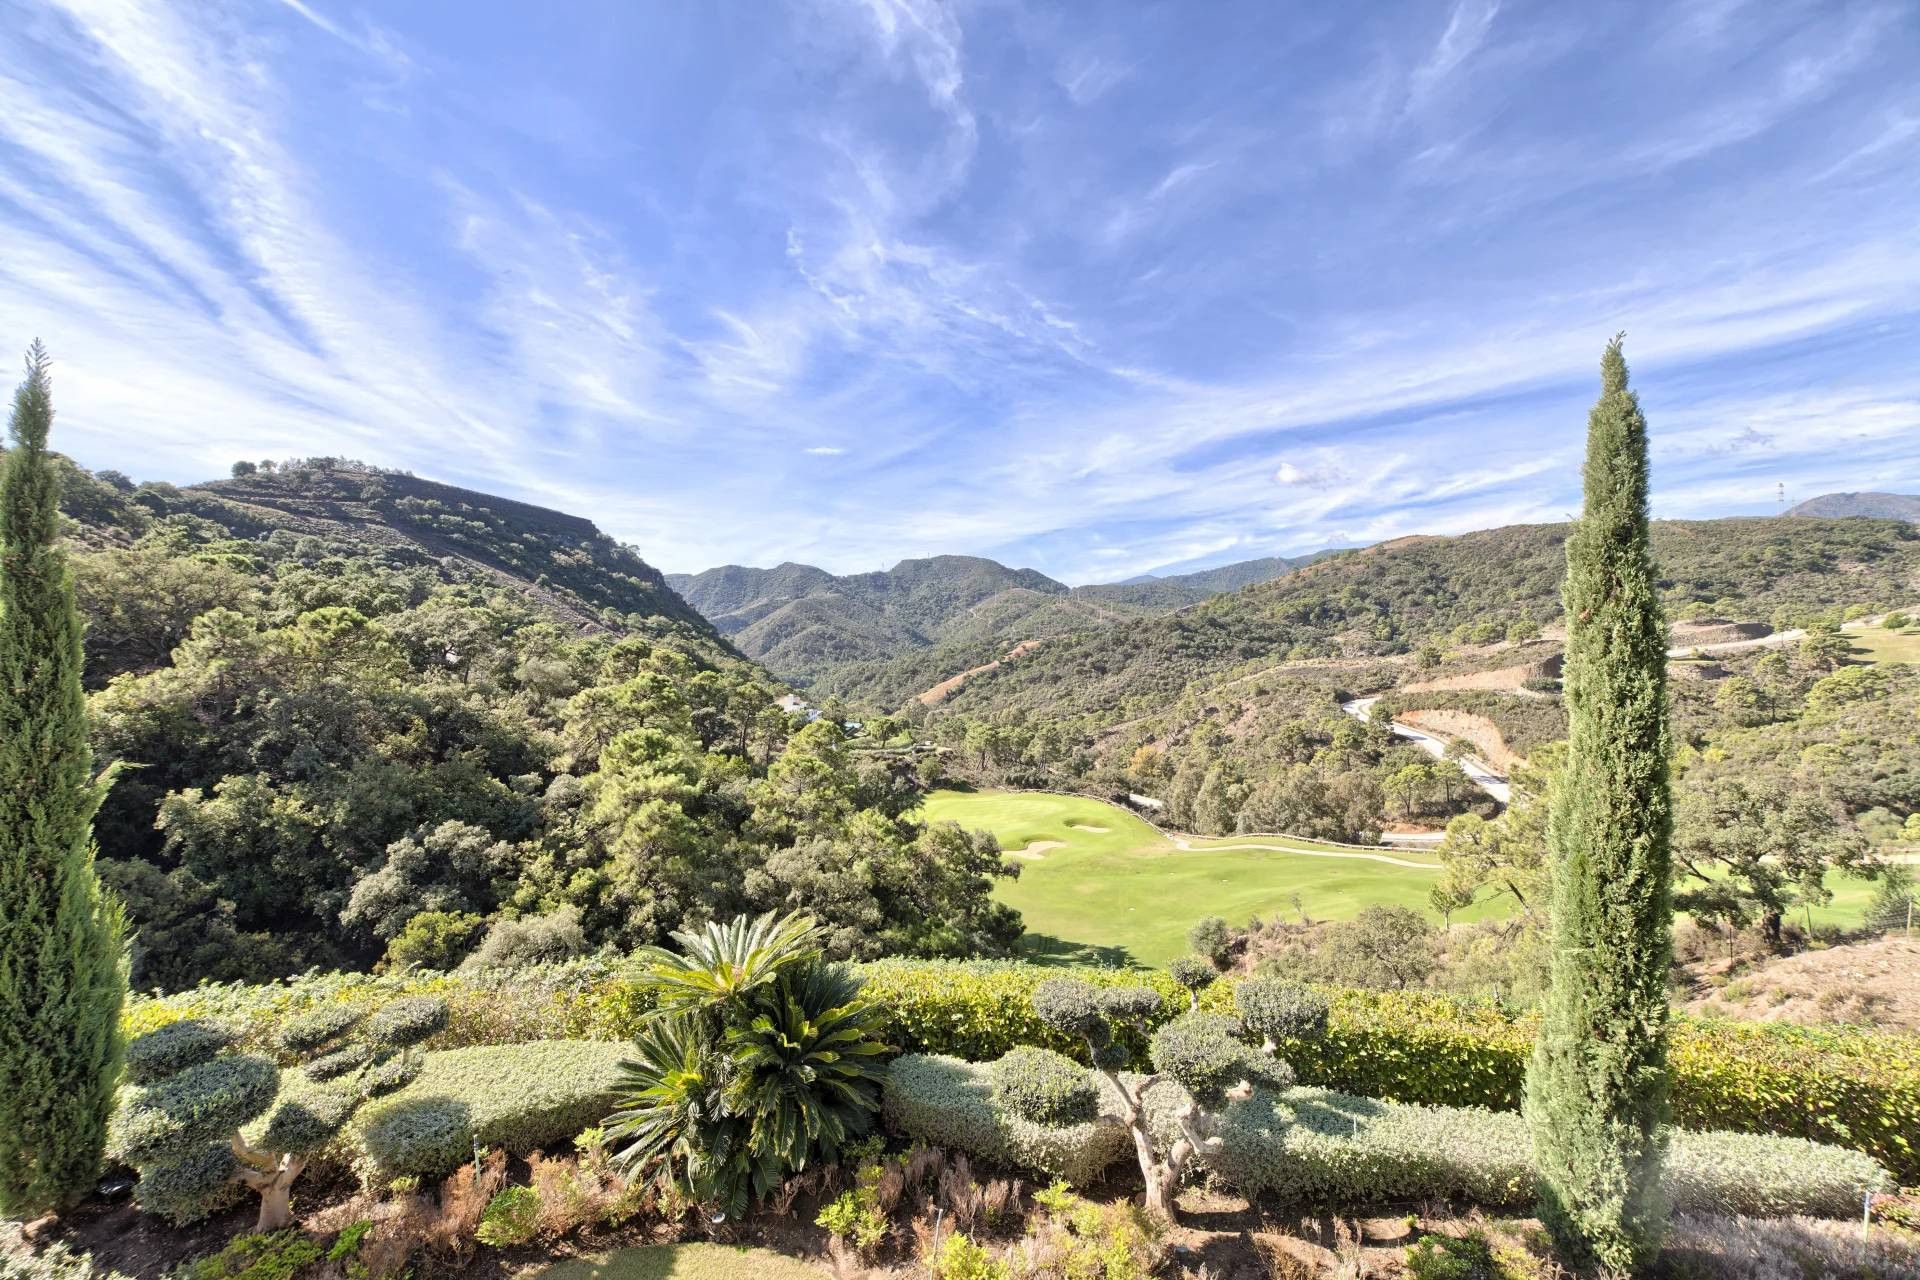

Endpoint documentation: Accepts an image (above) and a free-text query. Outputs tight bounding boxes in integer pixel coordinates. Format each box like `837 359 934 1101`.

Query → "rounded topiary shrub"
304 1042 374 1082
368 997 450 1049
1150 1013 1291 1106
1236 978 1328 1045
361 1053 423 1097
1168 955 1218 993
990 1047 1100 1126
1098 987 1165 1023
261 1084 359 1155
277 1006 363 1055
134 1140 242 1224
1032 979 1110 1042
124 1020 234 1085
112 1054 281 1166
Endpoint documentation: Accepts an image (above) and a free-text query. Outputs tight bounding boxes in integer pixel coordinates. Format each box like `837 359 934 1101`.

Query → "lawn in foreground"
920 789 1875 968
919 789 1485 968
529 1244 826 1280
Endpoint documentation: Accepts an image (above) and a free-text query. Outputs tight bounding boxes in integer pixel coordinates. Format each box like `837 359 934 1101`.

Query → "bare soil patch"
1681 934 1920 1031
1670 618 1772 647
1403 653 1560 695
916 639 1045 706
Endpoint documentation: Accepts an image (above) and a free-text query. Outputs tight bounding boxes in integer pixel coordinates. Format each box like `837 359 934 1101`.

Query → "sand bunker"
1066 822 1110 833
1004 840 1066 860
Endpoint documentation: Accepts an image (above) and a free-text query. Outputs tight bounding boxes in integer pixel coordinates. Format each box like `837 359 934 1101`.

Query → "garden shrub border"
1139 1080 1887 1218
890 1055 1888 1218
882 1054 1132 1186
128 957 1920 1182
230 1039 628 1186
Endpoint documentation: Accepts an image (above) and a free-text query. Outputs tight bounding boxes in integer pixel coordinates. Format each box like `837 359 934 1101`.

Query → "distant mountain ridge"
667 555 1126 684
667 550 1330 685
1785 492 1920 521
922 514 1920 726
1076 550 1343 608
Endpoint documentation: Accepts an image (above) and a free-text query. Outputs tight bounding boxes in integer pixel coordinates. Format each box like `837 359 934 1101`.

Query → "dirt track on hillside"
917 638 1045 705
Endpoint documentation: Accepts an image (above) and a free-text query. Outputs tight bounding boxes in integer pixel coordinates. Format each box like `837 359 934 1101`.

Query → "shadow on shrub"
359 1096 476 1180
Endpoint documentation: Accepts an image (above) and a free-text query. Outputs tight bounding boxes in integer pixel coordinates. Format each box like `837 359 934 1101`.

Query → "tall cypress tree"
0 342 128 1218
1524 335 1673 1276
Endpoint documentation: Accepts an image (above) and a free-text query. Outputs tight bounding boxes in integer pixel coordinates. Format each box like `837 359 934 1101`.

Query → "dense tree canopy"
57 464 1020 990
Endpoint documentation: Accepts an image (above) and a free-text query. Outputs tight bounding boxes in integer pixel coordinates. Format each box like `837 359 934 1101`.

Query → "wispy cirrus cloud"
1 0 1916 583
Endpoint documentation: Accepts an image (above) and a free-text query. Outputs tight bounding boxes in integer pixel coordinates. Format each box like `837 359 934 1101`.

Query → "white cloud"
1407 0 1500 111
2 0 1915 585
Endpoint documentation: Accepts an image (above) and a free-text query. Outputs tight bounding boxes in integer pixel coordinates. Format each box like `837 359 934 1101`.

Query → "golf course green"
920 788 1485 967
920 789 1877 969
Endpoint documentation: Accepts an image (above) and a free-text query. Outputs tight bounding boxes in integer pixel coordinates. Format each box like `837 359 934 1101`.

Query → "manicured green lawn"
919 789 1482 968
1850 622 1920 667
530 1244 826 1280
920 789 1873 969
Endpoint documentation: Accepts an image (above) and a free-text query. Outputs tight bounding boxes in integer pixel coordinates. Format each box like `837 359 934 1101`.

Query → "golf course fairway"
918 789 1877 969
918 788 1468 967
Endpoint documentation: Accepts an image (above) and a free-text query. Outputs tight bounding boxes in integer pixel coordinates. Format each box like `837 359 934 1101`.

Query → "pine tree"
0 342 129 1218
1524 335 1673 1276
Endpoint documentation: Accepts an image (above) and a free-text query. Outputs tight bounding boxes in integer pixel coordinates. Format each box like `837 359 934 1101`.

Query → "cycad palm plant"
724 962 889 1173
606 911 888 1218
635 909 824 1011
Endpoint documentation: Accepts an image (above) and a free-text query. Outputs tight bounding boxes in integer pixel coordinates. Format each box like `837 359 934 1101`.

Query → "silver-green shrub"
123 1020 234 1085
115 994 448 1227
989 1046 1100 1126
353 1040 627 1181
1167 956 1218 1009
1234 979 1328 1047
368 998 450 1049
1139 1083 1888 1218
882 1054 1130 1187
275 1006 363 1055
1149 1013 1292 1106
111 1054 280 1167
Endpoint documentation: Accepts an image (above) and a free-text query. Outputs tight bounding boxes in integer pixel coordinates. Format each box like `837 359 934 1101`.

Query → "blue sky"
3 0 1917 583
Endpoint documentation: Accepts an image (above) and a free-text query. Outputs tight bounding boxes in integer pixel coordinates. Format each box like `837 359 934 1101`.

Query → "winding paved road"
1340 695 1512 806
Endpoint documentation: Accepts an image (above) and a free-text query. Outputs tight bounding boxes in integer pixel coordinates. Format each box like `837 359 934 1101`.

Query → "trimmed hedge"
1136 1081 1889 1218
126 959 1920 1182
857 961 1920 1184
884 1055 1132 1187
349 1040 627 1182
124 961 656 1057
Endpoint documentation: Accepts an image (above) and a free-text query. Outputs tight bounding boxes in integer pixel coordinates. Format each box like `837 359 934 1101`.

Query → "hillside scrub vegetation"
40 463 1024 991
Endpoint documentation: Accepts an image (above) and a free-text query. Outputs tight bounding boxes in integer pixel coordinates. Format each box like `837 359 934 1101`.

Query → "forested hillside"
929 517 1918 724
668 554 1148 685
48 458 1019 991
911 515 1920 844
672 550 1333 696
